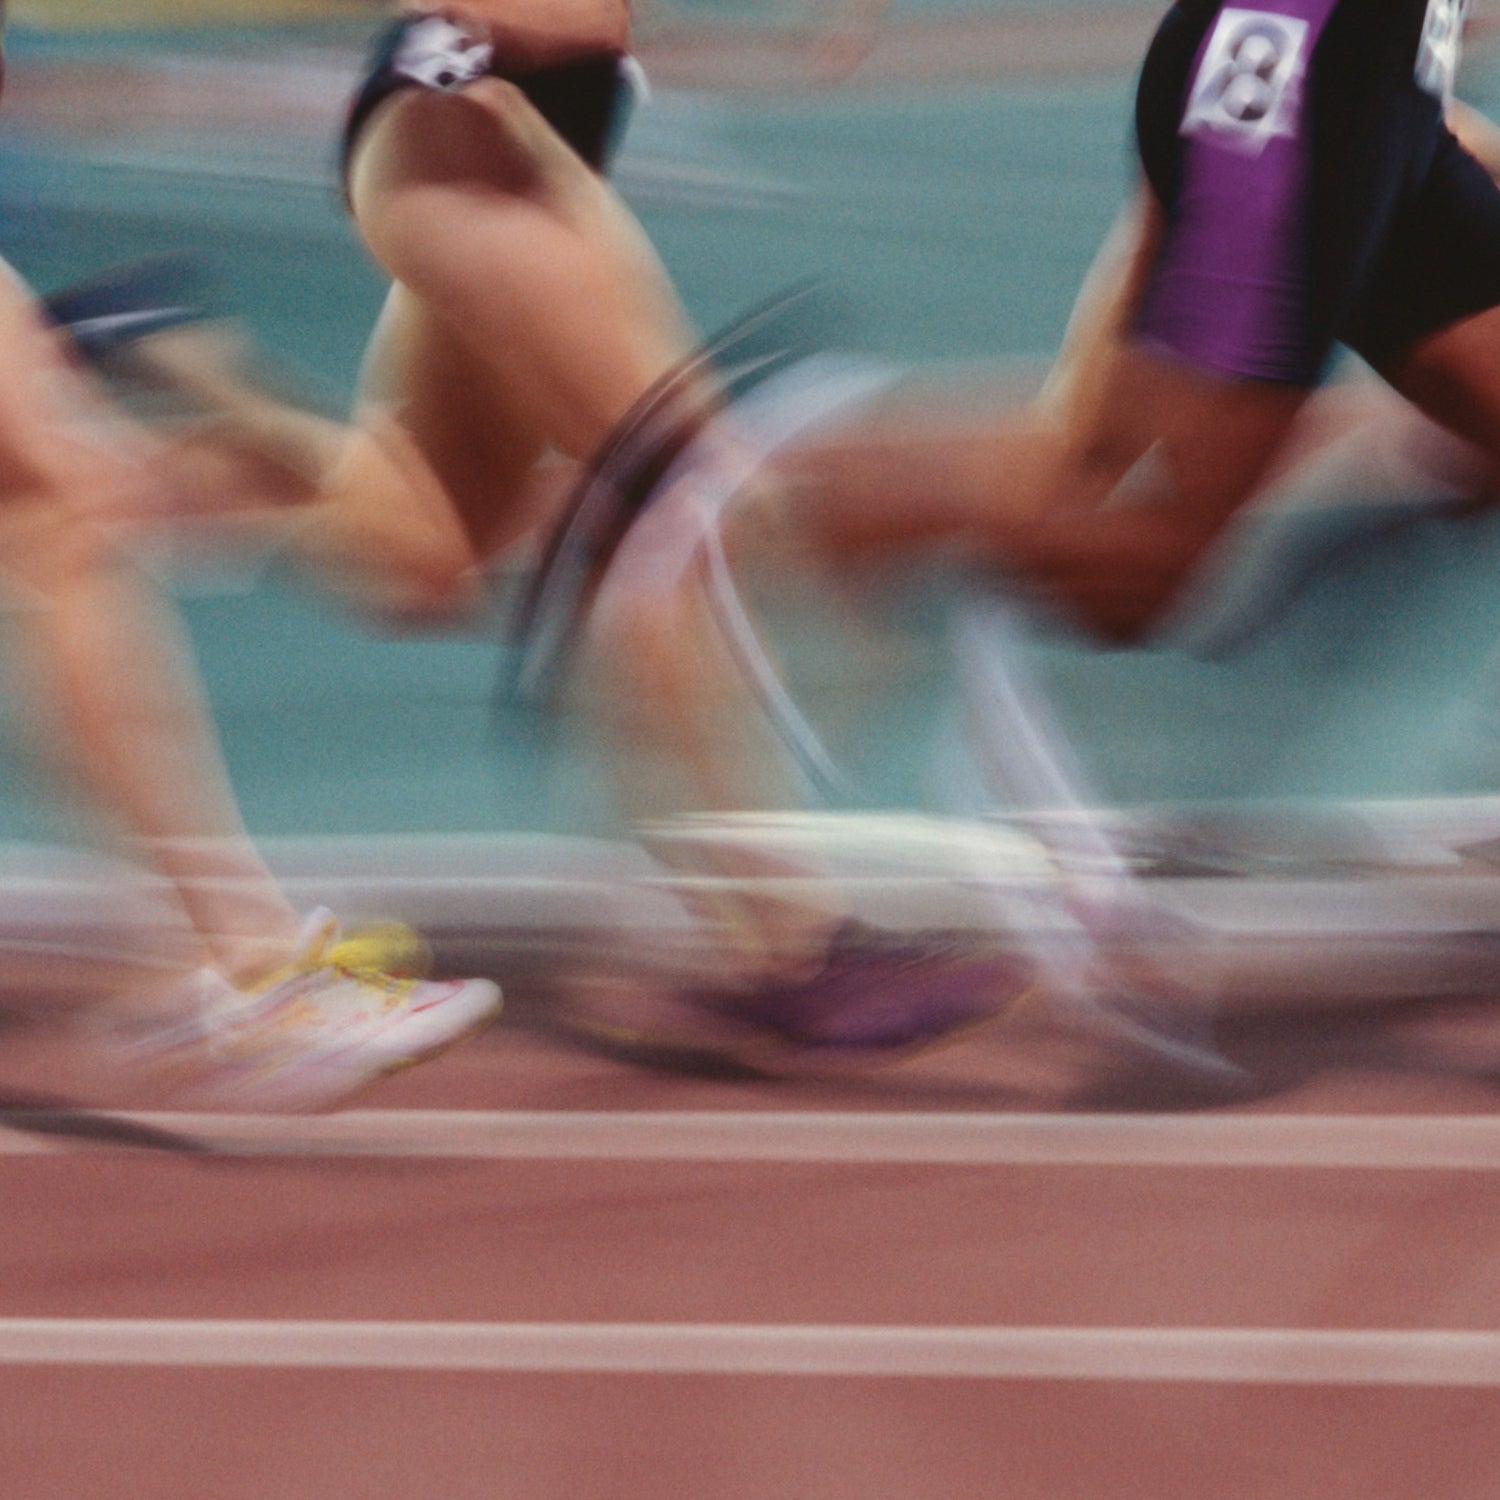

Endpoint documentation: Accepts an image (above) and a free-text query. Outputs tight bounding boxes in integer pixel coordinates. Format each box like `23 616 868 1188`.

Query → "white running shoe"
131 909 501 1111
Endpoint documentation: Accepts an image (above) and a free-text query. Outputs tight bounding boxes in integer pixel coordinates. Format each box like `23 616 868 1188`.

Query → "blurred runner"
120 2 984 1067
555 0 1500 1076
123 0 892 622
778 0 1500 642
128 1 703 629
0 15 500 1110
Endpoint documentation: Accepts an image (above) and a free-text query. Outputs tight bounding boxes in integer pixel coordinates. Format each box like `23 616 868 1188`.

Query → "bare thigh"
354 283 554 559
1374 302 1500 481
349 80 697 475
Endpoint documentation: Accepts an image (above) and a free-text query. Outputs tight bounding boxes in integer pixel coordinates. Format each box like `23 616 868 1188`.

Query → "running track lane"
5 1032 1500 1498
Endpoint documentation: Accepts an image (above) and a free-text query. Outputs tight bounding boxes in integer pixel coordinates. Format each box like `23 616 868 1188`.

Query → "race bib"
391 14 495 92
1415 0 1469 101
1181 8 1311 152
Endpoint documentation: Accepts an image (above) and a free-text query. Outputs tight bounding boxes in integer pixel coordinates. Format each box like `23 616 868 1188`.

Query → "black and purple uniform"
1133 0 1500 382
340 10 640 191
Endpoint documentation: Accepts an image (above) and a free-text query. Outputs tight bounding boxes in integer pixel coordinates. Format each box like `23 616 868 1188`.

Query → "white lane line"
1 1320 1499 1384
6 1110 1500 1168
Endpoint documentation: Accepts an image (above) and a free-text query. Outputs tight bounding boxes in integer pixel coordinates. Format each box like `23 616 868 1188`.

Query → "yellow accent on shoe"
326 921 433 980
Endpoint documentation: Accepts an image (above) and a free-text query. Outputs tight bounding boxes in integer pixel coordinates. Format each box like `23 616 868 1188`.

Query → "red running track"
5 1008 1500 1500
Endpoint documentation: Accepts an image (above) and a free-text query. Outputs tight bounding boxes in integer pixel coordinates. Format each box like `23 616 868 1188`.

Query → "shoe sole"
318 980 505 1110
180 980 504 1114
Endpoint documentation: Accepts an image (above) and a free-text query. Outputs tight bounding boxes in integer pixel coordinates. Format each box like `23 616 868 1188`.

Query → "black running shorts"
1133 0 1500 382
340 10 638 194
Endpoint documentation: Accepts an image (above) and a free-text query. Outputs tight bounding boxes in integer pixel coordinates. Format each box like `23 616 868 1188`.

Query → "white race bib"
1181 8 1311 152
1415 0 1469 101
391 14 495 92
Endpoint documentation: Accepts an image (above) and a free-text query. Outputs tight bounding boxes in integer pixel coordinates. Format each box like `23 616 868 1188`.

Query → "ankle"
205 926 308 990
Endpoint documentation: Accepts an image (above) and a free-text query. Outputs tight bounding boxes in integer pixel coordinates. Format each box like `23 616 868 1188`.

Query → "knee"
366 567 484 633
311 533 484 635
1064 581 1181 645
1019 515 1212 647
307 421 485 629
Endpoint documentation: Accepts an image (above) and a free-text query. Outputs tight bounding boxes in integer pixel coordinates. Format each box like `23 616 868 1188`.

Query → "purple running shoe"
694 921 1032 1065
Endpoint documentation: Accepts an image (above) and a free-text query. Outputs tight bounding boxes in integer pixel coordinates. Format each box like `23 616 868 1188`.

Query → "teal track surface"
4 6 1500 848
